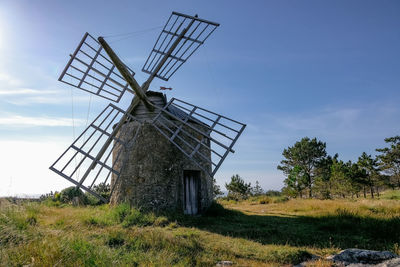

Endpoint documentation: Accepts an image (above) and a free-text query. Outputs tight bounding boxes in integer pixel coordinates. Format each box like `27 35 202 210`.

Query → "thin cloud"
0 73 24 87
0 115 85 127
3 92 98 105
0 88 57 95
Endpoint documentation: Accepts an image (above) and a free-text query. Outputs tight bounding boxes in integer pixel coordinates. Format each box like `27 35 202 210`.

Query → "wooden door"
184 170 200 215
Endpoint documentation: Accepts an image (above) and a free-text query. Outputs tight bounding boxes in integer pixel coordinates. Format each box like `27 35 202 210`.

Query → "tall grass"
0 196 399 266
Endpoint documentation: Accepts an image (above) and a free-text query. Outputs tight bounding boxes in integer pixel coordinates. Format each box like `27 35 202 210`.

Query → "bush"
85 192 102 206
59 187 88 205
92 182 111 200
258 196 271 204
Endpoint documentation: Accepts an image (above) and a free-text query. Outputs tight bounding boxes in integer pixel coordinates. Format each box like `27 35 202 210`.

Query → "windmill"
50 12 246 214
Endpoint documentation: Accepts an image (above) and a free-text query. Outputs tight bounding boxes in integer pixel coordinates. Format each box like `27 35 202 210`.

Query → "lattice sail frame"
50 104 141 202
51 12 245 203
142 12 219 81
59 32 135 102
151 98 246 177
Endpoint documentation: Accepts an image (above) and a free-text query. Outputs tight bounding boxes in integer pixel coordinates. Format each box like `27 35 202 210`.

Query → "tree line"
277 136 400 199
214 175 281 200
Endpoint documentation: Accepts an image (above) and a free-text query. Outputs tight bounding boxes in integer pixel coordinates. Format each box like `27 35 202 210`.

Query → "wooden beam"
98 37 154 112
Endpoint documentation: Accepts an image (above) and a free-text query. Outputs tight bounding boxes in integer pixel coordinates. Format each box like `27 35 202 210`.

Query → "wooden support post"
98 37 154 112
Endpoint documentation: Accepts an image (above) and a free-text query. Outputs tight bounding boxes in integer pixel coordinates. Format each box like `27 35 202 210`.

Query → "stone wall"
110 119 213 213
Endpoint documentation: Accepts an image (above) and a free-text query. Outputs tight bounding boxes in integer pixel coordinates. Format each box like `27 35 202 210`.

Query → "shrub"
85 192 102 206
92 182 111 199
258 196 271 204
59 187 88 205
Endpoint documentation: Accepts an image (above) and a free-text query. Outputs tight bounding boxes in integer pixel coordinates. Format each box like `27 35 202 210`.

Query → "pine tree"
225 174 251 200
278 137 327 198
252 181 264 196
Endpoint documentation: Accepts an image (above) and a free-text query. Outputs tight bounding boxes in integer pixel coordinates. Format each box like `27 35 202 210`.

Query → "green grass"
0 193 399 266
380 189 400 200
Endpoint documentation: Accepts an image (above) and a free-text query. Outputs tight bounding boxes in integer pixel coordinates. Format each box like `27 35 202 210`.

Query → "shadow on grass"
165 203 400 251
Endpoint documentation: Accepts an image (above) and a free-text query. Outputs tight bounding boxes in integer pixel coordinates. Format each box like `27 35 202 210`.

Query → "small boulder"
347 257 400 267
327 249 398 265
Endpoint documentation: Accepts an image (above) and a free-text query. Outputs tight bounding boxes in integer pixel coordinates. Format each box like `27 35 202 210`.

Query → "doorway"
183 170 200 215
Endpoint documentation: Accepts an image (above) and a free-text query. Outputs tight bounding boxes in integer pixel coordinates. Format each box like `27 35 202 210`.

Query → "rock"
216 260 233 266
376 257 400 267
326 249 398 265
347 257 400 267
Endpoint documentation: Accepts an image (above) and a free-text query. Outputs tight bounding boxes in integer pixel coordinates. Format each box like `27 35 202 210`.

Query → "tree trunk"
306 172 312 198
370 186 374 198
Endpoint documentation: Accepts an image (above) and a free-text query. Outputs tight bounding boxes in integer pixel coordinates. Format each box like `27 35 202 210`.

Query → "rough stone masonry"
110 91 213 214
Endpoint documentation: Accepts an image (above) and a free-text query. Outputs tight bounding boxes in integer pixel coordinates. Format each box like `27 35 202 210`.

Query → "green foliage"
59 186 88 204
85 192 102 206
264 190 282 197
273 196 289 203
257 196 271 204
376 136 400 189
1 198 400 266
112 203 131 223
358 152 381 198
246 195 288 204
283 165 307 198
380 190 400 200
122 209 157 227
106 231 125 247
92 182 111 200
40 184 110 207
212 178 223 199
251 180 264 196
225 174 252 200
330 159 354 198
313 154 336 199
279 136 398 199
278 137 327 198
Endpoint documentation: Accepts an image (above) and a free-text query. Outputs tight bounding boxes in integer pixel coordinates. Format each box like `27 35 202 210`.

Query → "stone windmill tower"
50 12 246 214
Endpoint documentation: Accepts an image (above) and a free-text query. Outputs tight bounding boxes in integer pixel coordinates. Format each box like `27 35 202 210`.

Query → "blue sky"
0 0 399 196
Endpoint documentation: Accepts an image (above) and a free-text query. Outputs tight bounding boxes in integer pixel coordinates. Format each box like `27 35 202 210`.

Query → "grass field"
1 191 399 266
